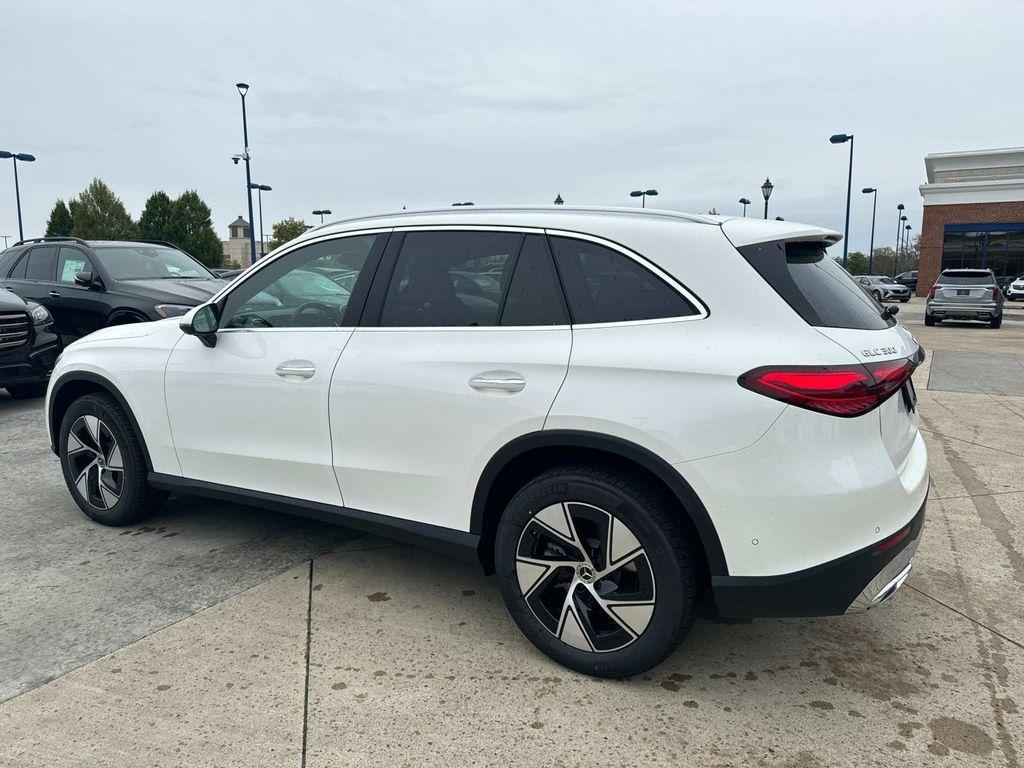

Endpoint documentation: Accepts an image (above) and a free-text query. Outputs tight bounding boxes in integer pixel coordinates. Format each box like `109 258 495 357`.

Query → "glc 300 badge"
862 346 897 357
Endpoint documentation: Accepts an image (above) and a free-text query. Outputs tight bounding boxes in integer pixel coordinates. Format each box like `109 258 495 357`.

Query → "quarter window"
549 236 698 324
25 246 58 281
57 247 92 284
221 235 379 328
379 231 522 327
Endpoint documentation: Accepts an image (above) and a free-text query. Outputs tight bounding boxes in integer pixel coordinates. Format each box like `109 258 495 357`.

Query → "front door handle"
48 290 61 298
469 371 526 393
275 360 316 380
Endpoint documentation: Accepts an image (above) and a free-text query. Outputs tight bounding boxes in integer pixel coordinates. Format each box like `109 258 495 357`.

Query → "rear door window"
738 241 893 330
25 246 58 281
500 235 567 326
548 236 698 324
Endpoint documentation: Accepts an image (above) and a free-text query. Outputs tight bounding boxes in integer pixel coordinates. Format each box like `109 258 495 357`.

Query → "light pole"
903 223 912 271
1 235 10 248
249 183 271 259
892 204 905 278
862 187 878 273
629 189 658 208
312 209 332 224
738 197 751 217
761 178 773 219
553 194 564 205
830 133 854 268
235 83 257 266
0 151 36 241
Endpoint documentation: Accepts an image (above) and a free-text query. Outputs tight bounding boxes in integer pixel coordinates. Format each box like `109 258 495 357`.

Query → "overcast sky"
1 1 1021 253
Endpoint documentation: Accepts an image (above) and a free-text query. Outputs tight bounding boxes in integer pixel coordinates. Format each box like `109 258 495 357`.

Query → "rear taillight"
928 285 937 299
991 286 999 300
738 356 916 417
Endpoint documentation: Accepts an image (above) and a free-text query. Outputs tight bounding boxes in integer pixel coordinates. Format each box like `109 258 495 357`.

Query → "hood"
0 288 28 313
115 277 226 304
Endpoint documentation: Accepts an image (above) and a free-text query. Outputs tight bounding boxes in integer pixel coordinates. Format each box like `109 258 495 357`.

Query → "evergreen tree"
69 179 137 240
138 191 176 242
170 190 223 267
45 200 74 237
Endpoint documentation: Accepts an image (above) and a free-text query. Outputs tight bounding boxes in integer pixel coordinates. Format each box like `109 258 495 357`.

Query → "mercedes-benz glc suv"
44 207 928 677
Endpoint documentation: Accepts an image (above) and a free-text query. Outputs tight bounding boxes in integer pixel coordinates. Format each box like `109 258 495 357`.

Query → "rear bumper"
927 302 999 319
711 498 925 618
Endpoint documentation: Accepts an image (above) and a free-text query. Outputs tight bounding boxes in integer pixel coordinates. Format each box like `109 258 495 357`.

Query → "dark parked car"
0 238 226 342
895 270 918 292
0 287 62 398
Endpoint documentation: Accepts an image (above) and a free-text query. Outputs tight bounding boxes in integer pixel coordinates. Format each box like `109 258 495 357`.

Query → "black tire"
58 393 168 525
899 298 909 303
872 290 882 302
495 465 698 678
106 311 148 327
990 316 1002 329
5 382 47 399
924 314 936 326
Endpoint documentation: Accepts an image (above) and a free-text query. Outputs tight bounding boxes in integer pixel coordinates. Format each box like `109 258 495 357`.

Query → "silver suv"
925 268 1003 328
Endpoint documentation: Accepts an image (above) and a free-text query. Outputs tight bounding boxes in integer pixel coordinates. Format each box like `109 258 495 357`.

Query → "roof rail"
134 239 188 253
13 236 90 247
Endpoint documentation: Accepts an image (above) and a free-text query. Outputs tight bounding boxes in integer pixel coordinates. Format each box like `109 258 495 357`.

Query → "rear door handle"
48 290 61 298
275 360 316 379
469 371 525 393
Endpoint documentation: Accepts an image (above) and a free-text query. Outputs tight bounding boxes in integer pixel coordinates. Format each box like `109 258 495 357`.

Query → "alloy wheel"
66 415 125 510
515 502 656 653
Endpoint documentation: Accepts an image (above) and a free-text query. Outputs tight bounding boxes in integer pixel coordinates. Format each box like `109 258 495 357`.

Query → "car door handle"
469 372 526 393
48 290 61 298
275 360 317 379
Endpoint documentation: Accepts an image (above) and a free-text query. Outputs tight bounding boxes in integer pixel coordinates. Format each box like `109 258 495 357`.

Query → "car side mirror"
179 303 219 348
74 270 101 289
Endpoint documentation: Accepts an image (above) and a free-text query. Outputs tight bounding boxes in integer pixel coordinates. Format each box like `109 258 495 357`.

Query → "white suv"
45 207 928 677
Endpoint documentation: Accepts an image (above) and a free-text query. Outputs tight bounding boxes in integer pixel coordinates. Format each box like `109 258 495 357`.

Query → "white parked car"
1006 274 1024 301
45 207 928 677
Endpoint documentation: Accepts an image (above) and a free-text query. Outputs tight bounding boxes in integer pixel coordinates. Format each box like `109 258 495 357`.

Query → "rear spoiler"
720 218 842 249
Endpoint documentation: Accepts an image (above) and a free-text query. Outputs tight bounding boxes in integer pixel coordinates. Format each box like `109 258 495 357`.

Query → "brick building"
917 147 1024 295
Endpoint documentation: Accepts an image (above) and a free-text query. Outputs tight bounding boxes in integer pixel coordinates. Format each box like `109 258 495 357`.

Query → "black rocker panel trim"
48 371 154 471
711 500 926 618
471 430 729 576
148 473 480 563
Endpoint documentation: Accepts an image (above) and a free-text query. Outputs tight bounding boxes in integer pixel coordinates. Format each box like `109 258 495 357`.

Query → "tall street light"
235 83 257 266
629 189 658 208
312 209 332 224
738 197 751 217
892 204 905 278
829 133 854 268
903 223 912 271
862 187 878 272
761 178 773 219
249 183 271 259
0 151 36 241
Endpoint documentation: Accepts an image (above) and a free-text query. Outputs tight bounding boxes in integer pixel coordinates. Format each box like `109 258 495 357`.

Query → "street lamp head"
0 151 11 159
775 216 785 221
738 197 751 205
905 224 912 230
901 215 908 222
236 82 249 96
629 190 644 198
761 178 774 200
259 184 272 191
16 154 35 162
645 189 658 196
553 194 564 205
861 187 876 194
897 203 905 211
829 133 852 144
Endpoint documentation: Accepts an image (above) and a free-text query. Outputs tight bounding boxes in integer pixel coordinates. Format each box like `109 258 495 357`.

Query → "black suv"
0 287 62 398
0 237 225 341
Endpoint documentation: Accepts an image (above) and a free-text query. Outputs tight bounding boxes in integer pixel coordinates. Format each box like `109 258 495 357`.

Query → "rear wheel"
495 465 697 678
5 382 47 399
991 315 1002 329
58 393 168 525
924 314 936 326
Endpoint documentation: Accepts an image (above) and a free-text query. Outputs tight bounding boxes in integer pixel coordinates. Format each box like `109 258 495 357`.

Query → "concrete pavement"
0 302 1021 766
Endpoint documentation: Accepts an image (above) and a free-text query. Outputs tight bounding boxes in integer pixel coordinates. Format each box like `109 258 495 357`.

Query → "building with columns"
918 147 1024 295
221 215 253 268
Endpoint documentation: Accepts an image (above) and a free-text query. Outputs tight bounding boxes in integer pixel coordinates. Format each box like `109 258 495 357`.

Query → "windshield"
939 271 994 286
93 246 215 280
880 277 897 284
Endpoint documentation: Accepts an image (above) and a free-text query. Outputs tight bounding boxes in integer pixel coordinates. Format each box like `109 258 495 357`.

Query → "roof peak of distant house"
229 215 250 227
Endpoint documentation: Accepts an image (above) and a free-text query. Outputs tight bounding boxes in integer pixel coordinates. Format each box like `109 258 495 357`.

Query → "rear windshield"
738 240 894 330
939 271 994 285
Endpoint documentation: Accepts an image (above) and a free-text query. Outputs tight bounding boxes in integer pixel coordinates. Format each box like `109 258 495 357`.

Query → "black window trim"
544 228 709 326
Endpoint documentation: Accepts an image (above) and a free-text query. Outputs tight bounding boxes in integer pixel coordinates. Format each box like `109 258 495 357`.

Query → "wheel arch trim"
48 370 154 472
471 429 729 576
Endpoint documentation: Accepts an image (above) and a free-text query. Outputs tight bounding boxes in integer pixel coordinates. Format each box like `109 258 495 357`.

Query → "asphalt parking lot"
0 296 1021 767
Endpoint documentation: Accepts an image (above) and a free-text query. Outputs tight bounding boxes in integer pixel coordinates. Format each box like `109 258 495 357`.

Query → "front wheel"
58 393 168 525
495 466 698 678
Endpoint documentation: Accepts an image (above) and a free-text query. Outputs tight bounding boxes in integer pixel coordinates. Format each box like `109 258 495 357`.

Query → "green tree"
138 190 176 242
267 217 310 251
45 200 74 237
836 251 869 275
69 179 137 240
170 190 223 268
